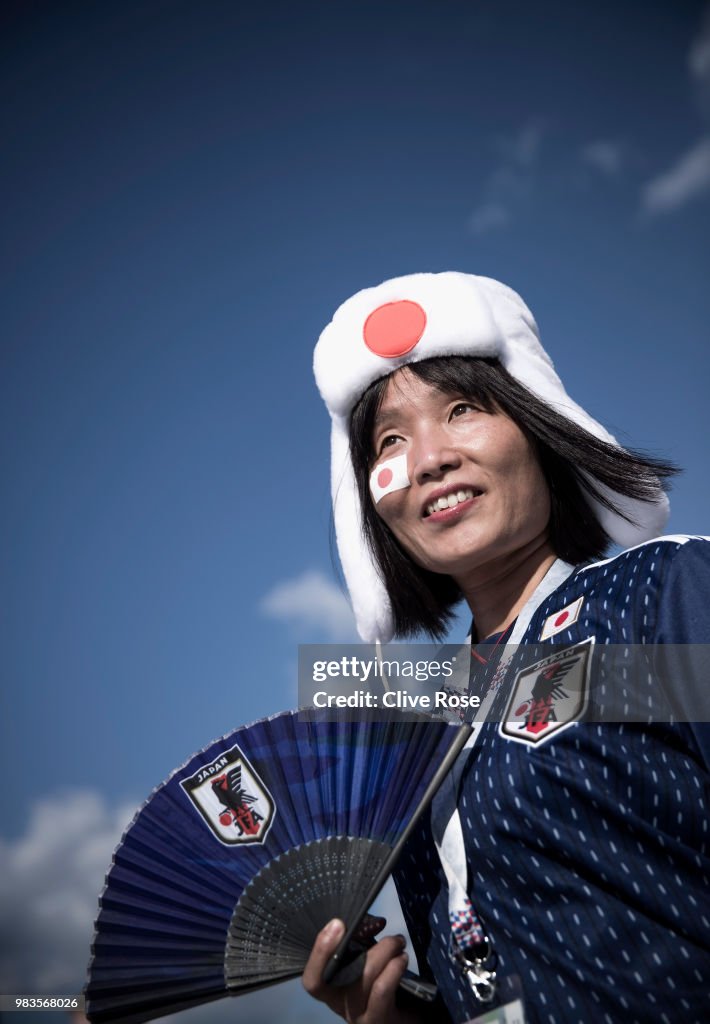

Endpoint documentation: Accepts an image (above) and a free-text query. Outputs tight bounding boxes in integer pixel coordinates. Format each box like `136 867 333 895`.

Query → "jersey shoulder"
571 534 710 644
576 534 710 576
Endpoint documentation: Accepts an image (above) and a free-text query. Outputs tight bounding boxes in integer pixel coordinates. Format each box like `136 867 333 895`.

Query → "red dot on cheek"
554 611 569 627
377 468 393 488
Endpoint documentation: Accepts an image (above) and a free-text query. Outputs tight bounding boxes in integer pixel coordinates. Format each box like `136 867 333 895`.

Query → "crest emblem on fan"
181 744 275 845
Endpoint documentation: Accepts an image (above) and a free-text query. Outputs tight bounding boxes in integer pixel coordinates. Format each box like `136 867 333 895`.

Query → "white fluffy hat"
313 271 669 642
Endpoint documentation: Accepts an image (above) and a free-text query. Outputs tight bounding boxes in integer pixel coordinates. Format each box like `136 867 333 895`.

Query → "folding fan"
86 708 470 1024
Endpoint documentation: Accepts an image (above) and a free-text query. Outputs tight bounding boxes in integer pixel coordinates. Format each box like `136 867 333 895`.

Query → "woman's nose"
411 431 462 484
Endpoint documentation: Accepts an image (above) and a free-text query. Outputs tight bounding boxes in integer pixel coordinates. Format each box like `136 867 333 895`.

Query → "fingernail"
324 918 344 940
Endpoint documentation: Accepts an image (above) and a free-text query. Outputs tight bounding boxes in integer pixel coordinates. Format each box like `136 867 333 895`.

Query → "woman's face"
370 369 552 587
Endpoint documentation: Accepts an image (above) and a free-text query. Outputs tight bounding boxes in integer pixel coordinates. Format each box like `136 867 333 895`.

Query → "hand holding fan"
86 709 470 1023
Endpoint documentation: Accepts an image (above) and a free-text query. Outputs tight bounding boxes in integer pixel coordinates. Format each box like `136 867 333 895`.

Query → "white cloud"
642 136 710 214
468 117 546 234
497 118 546 167
469 201 511 235
260 569 357 641
581 141 624 176
690 7 710 125
639 10 710 217
689 10 710 84
0 790 136 993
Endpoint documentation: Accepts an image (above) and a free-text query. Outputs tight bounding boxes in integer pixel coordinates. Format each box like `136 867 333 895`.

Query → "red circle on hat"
363 300 427 358
377 467 393 488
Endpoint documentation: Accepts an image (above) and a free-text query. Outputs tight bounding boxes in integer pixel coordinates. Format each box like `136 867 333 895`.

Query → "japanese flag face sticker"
370 452 410 504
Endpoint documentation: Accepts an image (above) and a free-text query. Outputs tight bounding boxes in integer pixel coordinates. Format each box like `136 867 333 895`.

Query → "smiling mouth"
424 488 482 517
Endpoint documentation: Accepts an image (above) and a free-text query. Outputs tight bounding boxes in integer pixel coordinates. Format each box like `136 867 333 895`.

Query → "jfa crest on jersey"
181 744 275 845
499 638 594 746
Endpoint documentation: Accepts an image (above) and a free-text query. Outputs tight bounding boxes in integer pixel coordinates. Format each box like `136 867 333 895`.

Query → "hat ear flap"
330 417 393 643
579 474 670 550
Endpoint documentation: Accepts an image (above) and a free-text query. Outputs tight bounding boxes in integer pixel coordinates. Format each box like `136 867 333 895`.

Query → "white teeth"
426 488 478 516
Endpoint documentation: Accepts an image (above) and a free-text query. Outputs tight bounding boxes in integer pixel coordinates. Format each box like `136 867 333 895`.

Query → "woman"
303 272 709 1023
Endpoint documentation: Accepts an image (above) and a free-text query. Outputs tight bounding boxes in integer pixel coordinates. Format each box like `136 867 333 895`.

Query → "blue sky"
1 1 709 1018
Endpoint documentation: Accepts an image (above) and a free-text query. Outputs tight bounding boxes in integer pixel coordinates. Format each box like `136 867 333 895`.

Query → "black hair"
348 356 679 640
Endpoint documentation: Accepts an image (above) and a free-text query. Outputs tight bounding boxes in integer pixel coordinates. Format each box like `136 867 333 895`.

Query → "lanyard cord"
431 559 576 1004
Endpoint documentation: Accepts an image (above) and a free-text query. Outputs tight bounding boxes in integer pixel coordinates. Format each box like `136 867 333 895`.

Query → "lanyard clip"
450 937 498 1004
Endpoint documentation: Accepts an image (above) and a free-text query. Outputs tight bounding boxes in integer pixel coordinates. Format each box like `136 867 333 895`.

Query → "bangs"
350 357 502 471
401 358 502 417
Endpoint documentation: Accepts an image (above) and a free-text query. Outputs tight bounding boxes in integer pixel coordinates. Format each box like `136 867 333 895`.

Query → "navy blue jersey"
394 536 710 1024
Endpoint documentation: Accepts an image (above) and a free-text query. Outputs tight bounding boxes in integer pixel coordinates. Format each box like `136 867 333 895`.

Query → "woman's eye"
380 434 401 451
450 402 476 418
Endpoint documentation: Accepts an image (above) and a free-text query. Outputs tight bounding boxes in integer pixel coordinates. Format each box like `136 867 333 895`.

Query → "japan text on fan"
85 708 466 1023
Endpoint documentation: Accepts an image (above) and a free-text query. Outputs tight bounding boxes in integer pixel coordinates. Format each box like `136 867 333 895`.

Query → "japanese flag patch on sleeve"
539 596 584 640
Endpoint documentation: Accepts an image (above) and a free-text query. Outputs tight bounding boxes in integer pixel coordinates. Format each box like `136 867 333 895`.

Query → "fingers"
350 943 409 1022
302 918 345 998
303 919 411 1024
359 933 407 991
370 951 410 1014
